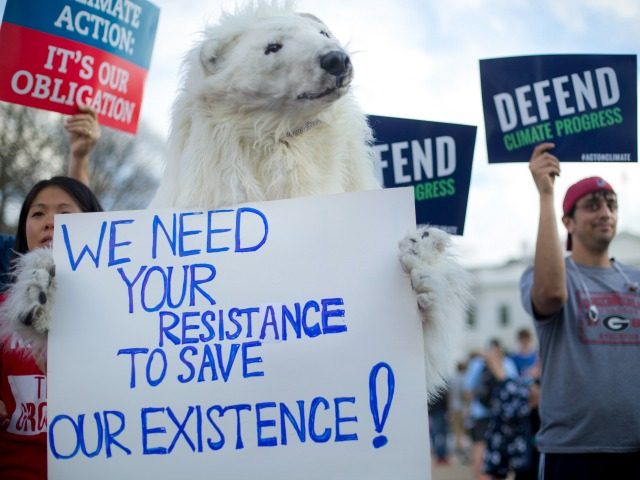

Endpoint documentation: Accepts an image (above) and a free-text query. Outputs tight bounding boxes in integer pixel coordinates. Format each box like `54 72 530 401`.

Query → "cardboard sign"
369 115 476 235
48 188 431 480
0 0 159 134
480 54 637 163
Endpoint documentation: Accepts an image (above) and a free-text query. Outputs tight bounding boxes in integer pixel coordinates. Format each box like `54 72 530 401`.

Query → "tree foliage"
0 103 162 232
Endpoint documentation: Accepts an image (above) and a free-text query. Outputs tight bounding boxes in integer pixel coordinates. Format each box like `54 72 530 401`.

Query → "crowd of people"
429 329 539 479
426 142 640 479
1 98 639 479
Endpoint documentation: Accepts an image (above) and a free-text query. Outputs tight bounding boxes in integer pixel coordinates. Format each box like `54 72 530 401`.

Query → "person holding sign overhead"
0 176 103 478
520 142 640 480
63 103 102 187
0 104 101 293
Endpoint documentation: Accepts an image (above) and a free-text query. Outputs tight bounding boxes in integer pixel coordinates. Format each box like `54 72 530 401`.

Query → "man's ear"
562 215 574 234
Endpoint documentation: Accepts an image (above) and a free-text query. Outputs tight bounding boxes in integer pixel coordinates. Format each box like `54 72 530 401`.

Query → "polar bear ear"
199 37 222 75
298 13 332 35
298 12 325 25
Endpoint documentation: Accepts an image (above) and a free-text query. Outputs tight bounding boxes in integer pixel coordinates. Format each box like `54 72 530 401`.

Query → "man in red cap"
519 142 640 480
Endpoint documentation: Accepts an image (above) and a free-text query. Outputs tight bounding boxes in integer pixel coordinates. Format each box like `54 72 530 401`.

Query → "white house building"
456 231 640 361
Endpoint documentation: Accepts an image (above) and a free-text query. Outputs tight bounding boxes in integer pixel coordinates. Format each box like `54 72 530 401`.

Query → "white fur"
3 1 470 398
150 1 380 208
399 226 472 395
150 1 471 396
0 247 55 365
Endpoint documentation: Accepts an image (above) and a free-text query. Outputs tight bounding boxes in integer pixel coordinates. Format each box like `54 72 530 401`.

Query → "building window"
498 304 510 328
466 306 477 329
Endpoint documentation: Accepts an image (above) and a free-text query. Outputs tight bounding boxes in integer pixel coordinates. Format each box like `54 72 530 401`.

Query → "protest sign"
369 115 476 235
0 0 159 134
48 188 431 480
480 54 637 163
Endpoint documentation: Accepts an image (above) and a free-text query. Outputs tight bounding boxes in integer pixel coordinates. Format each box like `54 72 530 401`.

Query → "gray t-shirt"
520 257 640 453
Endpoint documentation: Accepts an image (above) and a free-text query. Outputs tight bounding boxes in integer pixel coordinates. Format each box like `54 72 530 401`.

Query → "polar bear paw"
398 226 450 272
415 290 438 313
398 226 451 313
0 248 55 355
398 226 471 398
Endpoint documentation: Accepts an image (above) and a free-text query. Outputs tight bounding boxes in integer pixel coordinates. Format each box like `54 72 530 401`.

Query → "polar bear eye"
265 43 282 54
320 30 330 38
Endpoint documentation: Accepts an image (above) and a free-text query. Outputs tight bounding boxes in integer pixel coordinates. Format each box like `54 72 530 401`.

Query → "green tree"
0 103 162 231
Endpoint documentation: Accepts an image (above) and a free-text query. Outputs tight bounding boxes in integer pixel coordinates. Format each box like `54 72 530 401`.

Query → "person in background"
509 328 537 378
483 343 540 479
0 176 103 479
448 360 470 463
508 328 541 480
429 386 450 465
0 105 100 292
464 339 518 480
521 142 640 480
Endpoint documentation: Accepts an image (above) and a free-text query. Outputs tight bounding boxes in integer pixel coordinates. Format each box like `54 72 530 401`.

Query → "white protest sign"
48 187 431 479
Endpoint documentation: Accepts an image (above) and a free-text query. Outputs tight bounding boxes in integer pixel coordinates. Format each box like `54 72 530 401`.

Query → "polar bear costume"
150 3 379 208
1 1 470 398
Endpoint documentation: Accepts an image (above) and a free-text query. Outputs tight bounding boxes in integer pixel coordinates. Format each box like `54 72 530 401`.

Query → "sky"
138 0 640 267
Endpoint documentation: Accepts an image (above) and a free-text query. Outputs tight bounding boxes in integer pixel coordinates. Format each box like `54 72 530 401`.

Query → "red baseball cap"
562 176 615 250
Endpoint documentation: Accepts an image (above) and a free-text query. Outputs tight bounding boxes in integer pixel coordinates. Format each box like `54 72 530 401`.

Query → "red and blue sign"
368 115 476 235
0 0 159 134
480 54 637 163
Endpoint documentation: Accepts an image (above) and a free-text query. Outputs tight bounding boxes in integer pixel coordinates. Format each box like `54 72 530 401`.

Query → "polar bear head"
181 2 354 117
157 1 377 209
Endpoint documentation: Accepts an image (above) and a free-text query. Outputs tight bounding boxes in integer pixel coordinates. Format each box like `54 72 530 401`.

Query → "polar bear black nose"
320 50 351 76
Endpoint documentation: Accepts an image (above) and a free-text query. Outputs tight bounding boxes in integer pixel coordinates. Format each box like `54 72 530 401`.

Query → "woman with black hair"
0 104 101 292
0 176 102 479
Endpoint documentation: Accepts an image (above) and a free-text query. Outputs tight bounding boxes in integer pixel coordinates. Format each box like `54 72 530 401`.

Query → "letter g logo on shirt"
603 315 630 331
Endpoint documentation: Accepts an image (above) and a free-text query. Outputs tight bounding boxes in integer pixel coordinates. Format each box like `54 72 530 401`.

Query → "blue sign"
368 115 476 235
2 0 159 69
480 54 637 163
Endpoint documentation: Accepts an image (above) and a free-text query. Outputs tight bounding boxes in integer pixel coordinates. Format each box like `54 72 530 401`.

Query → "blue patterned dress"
483 378 533 478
